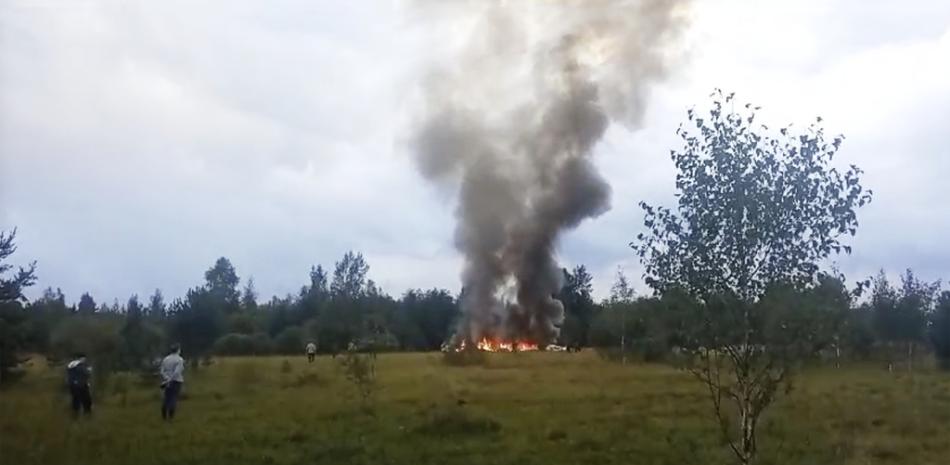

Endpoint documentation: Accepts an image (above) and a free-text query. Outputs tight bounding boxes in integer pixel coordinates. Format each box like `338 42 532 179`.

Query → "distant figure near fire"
306 341 317 363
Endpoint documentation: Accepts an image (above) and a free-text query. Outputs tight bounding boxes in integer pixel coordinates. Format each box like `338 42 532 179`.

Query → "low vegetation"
2 353 949 465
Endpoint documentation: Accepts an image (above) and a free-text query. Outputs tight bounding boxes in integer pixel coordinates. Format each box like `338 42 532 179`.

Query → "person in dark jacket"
66 353 93 418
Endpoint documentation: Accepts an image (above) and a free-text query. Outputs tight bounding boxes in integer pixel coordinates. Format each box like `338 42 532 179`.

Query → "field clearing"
2 352 950 465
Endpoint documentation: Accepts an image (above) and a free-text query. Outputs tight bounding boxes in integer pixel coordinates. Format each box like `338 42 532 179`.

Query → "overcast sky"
1 1 948 305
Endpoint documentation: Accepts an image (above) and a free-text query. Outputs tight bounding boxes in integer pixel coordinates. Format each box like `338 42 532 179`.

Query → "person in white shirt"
306 341 317 363
159 344 185 420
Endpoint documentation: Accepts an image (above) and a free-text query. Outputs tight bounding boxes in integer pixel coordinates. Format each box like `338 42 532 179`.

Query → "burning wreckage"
441 335 569 353
439 296 569 352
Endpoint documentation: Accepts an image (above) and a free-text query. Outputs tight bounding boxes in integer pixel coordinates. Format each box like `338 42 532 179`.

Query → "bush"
337 351 377 414
213 333 273 356
249 333 273 354
274 326 305 355
213 333 249 355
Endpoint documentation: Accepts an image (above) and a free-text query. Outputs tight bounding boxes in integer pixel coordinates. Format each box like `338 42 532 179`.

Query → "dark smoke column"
410 0 689 346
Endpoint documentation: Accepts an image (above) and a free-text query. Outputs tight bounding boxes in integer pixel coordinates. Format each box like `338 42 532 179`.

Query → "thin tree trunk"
887 343 893 372
620 309 626 366
908 342 913 373
738 396 756 465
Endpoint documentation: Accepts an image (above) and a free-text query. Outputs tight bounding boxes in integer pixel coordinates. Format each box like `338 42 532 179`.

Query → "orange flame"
457 337 539 352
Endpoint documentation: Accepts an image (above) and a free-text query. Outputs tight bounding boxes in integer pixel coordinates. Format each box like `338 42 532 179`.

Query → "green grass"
2 352 949 465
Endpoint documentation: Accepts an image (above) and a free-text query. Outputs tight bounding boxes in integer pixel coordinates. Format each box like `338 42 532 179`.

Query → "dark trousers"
162 381 182 420
70 384 92 417
307 353 315 363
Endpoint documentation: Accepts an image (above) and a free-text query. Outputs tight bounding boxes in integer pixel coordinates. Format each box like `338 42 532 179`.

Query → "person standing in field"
66 353 93 418
159 344 185 421
306 341 317 363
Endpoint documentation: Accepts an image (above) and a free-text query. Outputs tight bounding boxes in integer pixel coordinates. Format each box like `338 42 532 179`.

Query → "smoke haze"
409 0 690 345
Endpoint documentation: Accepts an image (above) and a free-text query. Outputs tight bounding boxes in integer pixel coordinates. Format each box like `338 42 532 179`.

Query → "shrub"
249 333 273 354
213 333 273 356
337 350 377 414
213 334 252 355
274 326 305 355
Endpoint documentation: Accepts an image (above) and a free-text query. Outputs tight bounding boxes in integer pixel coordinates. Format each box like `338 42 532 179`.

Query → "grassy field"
2 352 949 465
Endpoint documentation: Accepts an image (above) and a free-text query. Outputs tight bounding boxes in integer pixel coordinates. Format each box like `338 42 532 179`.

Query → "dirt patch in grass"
281 372 325 389
414 406 501 436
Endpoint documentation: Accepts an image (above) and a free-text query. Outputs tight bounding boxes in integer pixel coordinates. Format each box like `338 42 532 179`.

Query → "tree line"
0 245 464 381
593 268 950 370
3 224 948 384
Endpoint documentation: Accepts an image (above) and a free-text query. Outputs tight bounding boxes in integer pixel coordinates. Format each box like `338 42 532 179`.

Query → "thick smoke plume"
410 0 689 346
